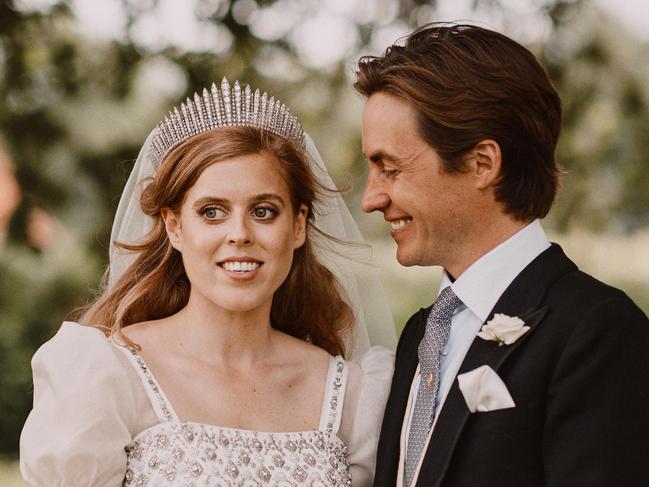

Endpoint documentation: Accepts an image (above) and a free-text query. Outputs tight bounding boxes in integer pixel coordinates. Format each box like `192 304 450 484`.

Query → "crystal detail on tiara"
150 77 305 167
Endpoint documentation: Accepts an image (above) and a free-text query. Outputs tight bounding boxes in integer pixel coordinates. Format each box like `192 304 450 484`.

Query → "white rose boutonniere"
477 313 530 346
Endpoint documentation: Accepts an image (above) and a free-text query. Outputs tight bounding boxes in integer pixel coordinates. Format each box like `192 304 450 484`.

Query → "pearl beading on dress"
124 425 351 486
126 347 175 422
325 358 345 436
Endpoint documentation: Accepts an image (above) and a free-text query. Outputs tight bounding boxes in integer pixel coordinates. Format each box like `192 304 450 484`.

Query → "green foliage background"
1 0 647 459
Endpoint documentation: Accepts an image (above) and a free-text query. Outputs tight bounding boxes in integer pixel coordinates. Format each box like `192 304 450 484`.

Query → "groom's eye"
382 168 399 177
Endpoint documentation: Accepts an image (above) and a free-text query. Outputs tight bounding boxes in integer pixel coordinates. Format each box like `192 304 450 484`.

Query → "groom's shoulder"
525 243 645 318
544 264 648 324
549 264 631 304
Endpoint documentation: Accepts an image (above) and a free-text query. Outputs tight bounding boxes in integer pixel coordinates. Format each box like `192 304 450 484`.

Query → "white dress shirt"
404 219 551 445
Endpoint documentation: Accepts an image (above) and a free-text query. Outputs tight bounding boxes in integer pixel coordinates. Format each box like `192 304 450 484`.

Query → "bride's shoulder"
36 321 112 358
119 319 159 344
26 320 142 419
118 317 178 354
276 331 331 367
31 321 134 380
21 322 138 486
53 320 109 339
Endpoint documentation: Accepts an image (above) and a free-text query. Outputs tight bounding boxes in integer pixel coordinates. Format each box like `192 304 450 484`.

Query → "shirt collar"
439 219 551 322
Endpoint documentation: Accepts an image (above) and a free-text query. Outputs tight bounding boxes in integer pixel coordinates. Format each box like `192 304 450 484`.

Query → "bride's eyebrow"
191 194 286 209
250 193 286 207
192 197 228 209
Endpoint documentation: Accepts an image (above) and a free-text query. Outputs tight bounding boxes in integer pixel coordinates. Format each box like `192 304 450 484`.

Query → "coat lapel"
375 308 428 486
416 244 577 487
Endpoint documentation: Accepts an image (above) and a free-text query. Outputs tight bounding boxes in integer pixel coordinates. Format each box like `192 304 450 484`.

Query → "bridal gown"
20 322 394 486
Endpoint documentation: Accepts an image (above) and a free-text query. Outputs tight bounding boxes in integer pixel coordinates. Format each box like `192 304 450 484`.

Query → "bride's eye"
252 206 278 221
200 207 226 220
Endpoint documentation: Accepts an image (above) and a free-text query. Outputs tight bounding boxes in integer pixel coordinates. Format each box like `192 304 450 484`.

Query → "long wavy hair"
79 127 354 356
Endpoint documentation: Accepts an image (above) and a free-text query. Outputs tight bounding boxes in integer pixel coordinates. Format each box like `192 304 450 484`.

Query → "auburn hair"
79 127 354 356
354 23 562 221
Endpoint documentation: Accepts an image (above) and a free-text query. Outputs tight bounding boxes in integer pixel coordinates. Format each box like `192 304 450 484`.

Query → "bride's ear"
293 203 308 249
161 208 183 251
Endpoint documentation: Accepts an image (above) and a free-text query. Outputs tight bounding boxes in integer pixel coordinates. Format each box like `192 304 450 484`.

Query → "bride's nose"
226 215 253 245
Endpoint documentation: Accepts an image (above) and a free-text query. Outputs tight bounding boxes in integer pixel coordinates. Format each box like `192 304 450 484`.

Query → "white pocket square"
457 365 515 413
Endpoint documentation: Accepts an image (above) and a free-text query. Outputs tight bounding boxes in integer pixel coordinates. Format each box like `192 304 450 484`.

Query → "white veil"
109 128 396 360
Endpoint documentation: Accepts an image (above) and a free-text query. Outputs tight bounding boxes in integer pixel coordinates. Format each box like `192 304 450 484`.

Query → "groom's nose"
361 171 390 213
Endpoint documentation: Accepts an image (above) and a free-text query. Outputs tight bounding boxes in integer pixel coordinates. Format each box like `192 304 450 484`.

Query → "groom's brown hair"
354 23 562 221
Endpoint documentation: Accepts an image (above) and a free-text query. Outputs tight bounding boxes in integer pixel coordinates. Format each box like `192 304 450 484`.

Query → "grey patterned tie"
404 286 462 487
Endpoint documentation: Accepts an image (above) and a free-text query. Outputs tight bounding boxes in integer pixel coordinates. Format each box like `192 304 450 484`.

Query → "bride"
19 79 395 486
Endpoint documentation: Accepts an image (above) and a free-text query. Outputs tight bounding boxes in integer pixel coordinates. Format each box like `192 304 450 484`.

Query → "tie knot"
433 286 462 317
419 286 462 357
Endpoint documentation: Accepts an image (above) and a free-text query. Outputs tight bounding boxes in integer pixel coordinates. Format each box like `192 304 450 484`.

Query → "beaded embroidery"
118 345 351 486
125 347 175 422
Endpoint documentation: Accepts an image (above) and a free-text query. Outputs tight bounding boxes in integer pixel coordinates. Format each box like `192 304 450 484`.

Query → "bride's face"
162 152 307 314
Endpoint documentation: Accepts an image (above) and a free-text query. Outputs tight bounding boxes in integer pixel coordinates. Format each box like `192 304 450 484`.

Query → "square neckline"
111 339 348 437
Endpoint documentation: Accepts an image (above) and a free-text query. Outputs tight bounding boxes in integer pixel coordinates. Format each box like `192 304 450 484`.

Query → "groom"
354 24 649 487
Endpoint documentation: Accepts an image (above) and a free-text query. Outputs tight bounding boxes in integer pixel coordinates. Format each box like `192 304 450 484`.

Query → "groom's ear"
466 139 501 190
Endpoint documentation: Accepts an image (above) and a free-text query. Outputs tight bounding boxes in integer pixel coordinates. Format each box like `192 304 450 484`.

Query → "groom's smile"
389 217 412 233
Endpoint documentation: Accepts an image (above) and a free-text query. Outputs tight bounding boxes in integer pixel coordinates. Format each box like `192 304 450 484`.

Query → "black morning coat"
373 244 649 487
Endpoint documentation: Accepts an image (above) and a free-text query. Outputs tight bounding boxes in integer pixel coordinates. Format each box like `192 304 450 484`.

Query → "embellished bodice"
115 344 352 486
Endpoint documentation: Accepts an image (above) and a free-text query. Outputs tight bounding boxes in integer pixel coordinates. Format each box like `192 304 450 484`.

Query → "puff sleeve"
340 346 395 487
20 322 137 487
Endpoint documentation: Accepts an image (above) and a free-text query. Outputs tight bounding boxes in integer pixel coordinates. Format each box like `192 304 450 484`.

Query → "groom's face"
361 92 475 269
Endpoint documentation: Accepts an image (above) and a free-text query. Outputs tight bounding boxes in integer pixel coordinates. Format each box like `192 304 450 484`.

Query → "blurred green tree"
1 0 647 457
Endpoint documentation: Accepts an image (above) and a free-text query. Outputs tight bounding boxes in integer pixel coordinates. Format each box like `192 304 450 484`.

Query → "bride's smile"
218 256 263 280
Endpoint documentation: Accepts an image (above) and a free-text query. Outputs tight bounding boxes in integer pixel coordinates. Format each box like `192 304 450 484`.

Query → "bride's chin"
204 292 274 314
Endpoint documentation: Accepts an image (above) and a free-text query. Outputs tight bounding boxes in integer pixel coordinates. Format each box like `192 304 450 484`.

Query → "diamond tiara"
150 78 306 167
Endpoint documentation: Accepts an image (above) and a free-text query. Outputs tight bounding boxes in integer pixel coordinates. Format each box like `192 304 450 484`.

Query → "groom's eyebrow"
366 150 399 165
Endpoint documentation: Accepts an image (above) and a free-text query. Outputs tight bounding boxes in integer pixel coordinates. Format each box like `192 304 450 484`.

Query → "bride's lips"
217 257 263 281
